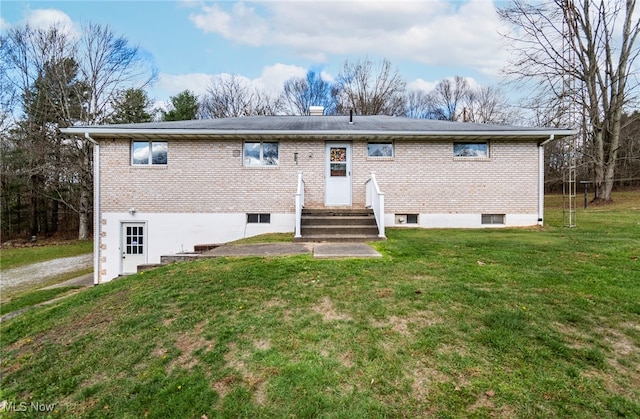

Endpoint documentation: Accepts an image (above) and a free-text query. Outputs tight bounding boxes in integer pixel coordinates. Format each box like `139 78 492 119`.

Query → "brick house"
62 115 575 284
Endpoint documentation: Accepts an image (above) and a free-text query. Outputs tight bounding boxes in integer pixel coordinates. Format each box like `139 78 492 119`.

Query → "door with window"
121 222 146 274
325 143 352 206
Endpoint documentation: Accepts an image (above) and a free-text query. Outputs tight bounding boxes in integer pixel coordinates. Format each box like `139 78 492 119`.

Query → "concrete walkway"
200 242 382 259
41 273 94 289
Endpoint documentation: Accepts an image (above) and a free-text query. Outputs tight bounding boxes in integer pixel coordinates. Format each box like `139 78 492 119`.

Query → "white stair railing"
294 171 305 238
365 172 385 238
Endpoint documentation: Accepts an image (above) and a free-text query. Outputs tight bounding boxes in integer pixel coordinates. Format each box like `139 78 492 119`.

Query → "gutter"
85 133 100 286
62 127 578 139
538 135 554 225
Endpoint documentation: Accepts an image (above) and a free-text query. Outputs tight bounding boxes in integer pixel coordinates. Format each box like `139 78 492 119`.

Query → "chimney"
309 106 324 116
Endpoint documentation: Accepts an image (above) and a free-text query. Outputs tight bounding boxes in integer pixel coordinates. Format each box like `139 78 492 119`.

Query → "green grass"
0 287 81 316
0 240 92 270
0 192 638 418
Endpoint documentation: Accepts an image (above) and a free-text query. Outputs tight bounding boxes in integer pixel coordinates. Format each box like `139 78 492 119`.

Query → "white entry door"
121 222 146 274
325 143 352 206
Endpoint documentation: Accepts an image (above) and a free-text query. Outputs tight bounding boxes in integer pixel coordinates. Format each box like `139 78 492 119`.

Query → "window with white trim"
244 141 279 166
132 141 167 165
367 142 394 157
453 142 488 158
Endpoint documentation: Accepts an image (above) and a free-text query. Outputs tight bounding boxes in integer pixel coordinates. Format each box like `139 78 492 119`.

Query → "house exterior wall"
96 137 541 282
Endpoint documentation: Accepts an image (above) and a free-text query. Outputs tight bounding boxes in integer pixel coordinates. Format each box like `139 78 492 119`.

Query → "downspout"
538 135 554 226
85 133 100 286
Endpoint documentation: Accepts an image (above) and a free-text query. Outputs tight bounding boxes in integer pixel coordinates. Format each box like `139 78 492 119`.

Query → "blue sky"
1 0 513 107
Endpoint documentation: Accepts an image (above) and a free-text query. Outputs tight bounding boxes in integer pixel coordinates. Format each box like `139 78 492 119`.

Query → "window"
125 225 144 254
244 142 279 166
481 214 505 225
247 213 271 223
132 141 167 165
367 142 394 157
454 142 488 158
395 214 418 224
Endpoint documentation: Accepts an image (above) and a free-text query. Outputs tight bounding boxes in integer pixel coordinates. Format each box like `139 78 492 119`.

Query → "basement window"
247 213 271 224
395 214 418 225
481 214 505 225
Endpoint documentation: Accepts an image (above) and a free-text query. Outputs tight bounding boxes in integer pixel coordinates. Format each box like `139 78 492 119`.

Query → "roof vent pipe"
349 109 353 124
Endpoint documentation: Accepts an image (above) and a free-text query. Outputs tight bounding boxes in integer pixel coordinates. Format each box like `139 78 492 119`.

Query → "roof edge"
61 127 578 139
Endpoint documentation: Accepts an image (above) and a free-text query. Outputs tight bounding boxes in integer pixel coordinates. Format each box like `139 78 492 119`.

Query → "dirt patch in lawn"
372 310 443 336
213 341 277 406
167 321 214 371
313 296 352 322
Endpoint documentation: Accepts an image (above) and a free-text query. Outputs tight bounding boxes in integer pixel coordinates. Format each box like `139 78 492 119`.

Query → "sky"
1 0 514 108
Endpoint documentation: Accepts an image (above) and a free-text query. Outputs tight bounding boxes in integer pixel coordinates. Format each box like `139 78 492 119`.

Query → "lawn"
0 240 92 270
0 193 638 418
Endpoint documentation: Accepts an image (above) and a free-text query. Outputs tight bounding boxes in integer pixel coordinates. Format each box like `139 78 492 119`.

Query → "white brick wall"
100 138 539 214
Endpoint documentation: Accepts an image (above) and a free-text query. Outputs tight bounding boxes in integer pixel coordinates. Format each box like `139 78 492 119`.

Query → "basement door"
121 222 146 274
325 143 352 206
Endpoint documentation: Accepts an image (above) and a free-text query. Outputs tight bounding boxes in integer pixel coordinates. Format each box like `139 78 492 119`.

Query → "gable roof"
61 115 576 143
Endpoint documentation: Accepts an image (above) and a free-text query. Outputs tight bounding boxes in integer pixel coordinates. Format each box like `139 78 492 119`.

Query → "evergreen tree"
110 88 152 123
162 90 198 121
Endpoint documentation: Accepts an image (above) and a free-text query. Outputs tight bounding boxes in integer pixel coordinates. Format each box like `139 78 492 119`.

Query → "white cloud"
407 75 480 94
253 63 307 94
22 9 79 38
407 78 437 93
155 63 306 100
189 2 269 46
188 0 509 75
0 17 10 31
156 73 213 98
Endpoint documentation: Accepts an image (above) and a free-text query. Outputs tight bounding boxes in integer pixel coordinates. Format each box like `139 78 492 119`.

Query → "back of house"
62 114 575 283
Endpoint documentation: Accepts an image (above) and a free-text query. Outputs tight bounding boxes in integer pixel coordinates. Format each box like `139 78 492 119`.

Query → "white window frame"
367 142 394 158
243 141 279 166
132 141 167 166
453 142 489 159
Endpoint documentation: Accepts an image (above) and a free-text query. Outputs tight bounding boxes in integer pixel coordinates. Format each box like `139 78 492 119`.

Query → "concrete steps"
296 208 383 242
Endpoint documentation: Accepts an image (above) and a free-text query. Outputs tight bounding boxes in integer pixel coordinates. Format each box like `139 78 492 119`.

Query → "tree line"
1 0 639 241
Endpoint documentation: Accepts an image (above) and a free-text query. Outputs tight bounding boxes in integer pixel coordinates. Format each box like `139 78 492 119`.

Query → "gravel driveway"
1 254 93 292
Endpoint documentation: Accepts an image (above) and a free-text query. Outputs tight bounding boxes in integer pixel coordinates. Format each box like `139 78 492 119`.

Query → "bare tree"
498 0 640 202
1 22 155 240
200 74 282 118
78 23 156 124
465 85 518 124
283 70 336 115
200 74 256 118
1 24 79 238
404 89 437 119
252 89 285 116
428 76 470 121
334 58 406 115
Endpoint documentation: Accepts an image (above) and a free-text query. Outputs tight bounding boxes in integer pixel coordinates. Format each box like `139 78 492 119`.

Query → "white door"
325 143 352 206
121 222 146 274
